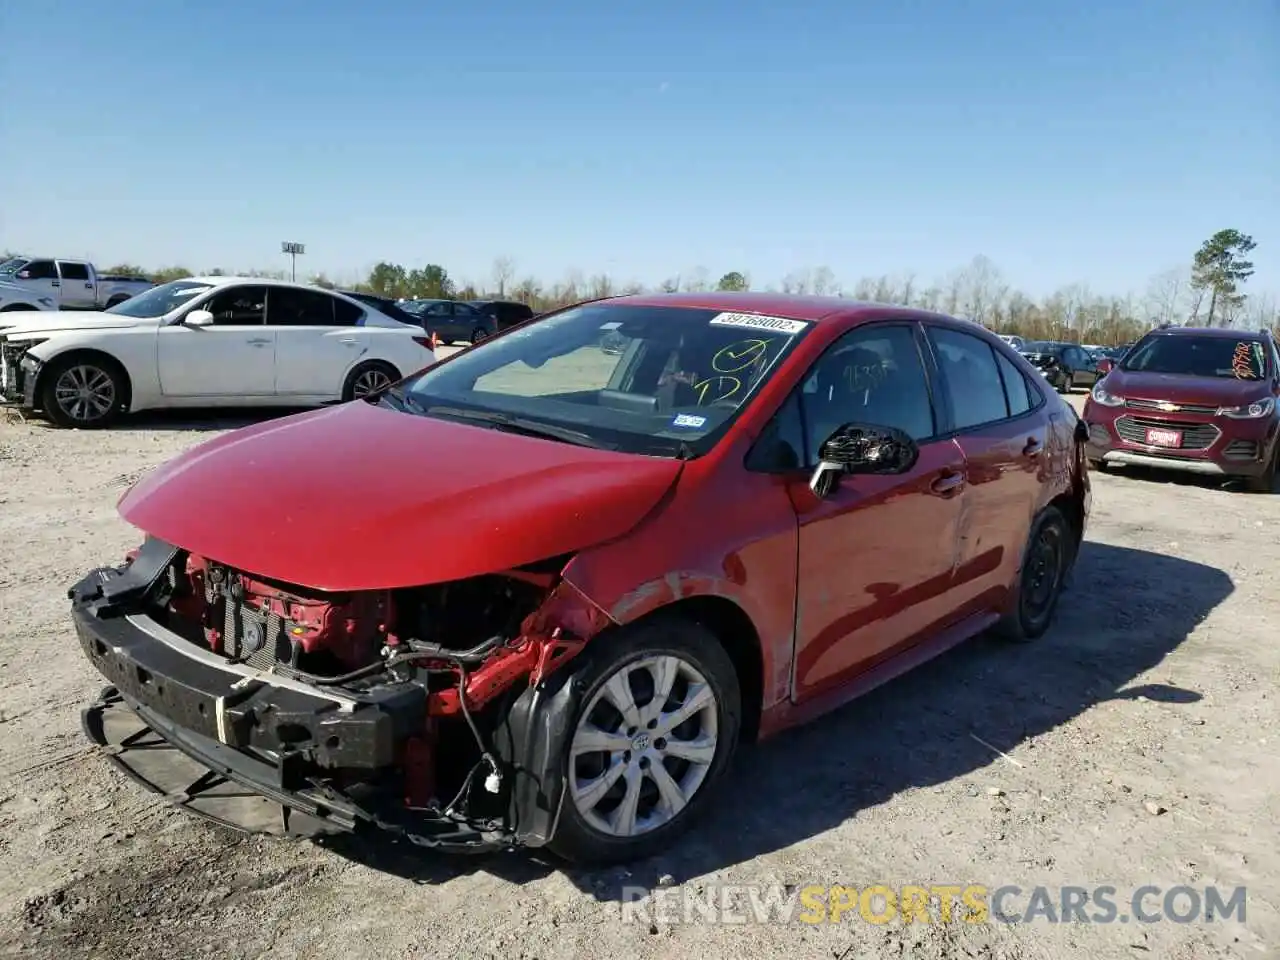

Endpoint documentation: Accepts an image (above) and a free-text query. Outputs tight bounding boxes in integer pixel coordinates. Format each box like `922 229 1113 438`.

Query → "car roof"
1147 326 1269 340
596 291 959 325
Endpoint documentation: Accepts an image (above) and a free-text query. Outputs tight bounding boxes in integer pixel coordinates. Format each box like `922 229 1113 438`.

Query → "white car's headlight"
1090 382 1124 407
1218 397 1275 419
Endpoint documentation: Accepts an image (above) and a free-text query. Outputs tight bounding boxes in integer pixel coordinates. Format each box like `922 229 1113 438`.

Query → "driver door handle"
338 337 358 344
1023 438 1043 457
931 470 966 496
246 337 272 345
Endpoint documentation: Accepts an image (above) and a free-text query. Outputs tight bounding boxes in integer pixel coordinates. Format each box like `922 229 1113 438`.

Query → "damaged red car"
71 292 1090 864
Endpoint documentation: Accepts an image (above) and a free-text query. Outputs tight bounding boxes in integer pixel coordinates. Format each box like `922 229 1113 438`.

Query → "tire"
1243 443 1278 494
993 505 1072 643
0 303 38 312
470 326 489 345
546 615 741 865
105 295 130 308
341 360 400 402
1087 459 1108 472
39 353 127 429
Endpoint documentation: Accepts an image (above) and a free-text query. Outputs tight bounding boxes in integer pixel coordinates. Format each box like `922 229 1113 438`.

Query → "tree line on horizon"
8 228 1269 346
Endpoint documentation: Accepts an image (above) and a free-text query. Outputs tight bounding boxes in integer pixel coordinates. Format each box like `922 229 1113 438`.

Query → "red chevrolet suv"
69 293 1090 864
1082 326 1280 492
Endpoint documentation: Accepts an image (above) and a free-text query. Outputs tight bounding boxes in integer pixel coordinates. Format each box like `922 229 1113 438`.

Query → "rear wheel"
40 354 127 429
470 326 489 345
546 616 741 865
993 505 1072 643
341 360 399 401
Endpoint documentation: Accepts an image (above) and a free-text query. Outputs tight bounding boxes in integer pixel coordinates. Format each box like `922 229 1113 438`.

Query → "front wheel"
546 617 741 865
40 354 126 429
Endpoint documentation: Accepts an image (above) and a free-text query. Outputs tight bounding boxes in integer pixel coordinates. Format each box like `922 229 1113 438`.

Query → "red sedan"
71 292 1090 864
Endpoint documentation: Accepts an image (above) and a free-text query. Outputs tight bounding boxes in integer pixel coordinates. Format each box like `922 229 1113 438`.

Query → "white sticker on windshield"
709 312 809 335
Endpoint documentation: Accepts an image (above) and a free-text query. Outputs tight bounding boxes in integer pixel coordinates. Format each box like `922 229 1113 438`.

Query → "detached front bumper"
68 541 507 851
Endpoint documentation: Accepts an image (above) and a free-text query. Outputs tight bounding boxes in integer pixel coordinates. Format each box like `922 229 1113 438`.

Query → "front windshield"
105 280 213 318
1122 336 1269 380
393 302 814 456
0 258 28 276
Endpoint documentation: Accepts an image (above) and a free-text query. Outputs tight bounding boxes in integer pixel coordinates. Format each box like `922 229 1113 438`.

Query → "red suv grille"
1114 415 1220 450
1124 398 1219 415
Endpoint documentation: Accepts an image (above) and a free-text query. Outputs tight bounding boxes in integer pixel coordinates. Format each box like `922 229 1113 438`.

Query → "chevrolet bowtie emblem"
1156 401 1179 411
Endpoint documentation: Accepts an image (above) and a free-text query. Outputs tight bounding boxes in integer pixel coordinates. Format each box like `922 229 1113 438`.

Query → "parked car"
1083 325 1279 491
996 334 1025 350
399 298 497 344
69 292 1090 864
469 299 536 332
337 290 435 329
0 256 154 309
1017 341 1099 393
0 279 57 313
0 277 436 428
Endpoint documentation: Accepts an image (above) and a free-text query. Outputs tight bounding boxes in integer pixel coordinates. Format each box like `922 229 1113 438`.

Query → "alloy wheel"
53 364 116 424
351 368 392 398
567 654 719 838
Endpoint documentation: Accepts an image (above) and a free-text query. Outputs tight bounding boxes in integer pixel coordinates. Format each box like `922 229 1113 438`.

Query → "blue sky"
1 0 1276 300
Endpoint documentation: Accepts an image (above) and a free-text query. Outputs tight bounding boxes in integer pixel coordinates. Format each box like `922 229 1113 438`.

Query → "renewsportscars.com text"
619 883 1248 926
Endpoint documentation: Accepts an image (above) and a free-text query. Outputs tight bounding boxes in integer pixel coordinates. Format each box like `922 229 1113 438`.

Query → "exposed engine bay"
147 551 552 680
74 538 598 849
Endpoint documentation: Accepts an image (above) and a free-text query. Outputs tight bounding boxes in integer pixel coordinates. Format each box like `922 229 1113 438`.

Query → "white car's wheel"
342 361 400 402
40 354 127 429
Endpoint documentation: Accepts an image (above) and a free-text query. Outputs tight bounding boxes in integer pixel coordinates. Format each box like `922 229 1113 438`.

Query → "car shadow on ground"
1100 464 1278 495
321 541 1231 893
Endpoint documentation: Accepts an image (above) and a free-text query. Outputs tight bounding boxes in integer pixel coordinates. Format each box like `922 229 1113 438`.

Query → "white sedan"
0 277 437 428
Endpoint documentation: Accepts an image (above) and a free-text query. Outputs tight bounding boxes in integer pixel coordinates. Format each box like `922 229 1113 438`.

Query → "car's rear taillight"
413 335 439 350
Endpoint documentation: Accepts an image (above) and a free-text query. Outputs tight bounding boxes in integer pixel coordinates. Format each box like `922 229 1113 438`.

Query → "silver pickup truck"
0 256 154 310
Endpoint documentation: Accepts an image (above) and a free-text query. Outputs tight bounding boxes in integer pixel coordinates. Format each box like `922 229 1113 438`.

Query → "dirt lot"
0 390 1277 960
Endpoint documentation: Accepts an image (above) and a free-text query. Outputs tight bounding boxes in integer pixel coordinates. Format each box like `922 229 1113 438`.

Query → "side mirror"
809 422 920 498
185 309 214 327
16 270 30 280
1096 357 1114 375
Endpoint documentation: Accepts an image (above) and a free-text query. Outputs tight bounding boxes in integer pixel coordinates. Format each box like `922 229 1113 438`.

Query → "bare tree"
957 254 1002 325
1143 268 1186 326
810 266 837 295
781 269 811 294
491 256 515 298
682 266 710 292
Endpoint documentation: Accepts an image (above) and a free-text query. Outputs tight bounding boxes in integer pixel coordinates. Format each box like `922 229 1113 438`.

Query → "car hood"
1103 369 1271 407
0 311 154 337
117 401 684 591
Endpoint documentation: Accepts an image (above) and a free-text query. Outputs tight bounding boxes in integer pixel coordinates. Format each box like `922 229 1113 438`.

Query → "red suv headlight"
1218 397 1275 419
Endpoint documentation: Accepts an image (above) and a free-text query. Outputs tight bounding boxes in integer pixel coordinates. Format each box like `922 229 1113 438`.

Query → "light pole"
281 242 305 282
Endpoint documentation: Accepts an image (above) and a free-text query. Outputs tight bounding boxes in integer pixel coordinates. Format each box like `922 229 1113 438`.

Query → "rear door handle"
1023 438 1043 457
931 470 966 496
338 337 358 345
246 338 272 345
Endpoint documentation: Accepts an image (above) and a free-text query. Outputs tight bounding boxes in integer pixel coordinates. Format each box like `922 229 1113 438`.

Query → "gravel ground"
0 389 1277 960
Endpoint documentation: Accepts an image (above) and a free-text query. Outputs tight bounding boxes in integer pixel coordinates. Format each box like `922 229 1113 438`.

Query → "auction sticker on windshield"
709 312 810 335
